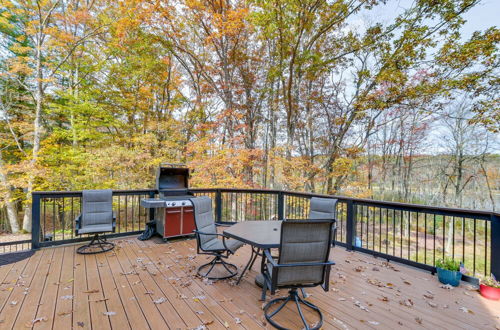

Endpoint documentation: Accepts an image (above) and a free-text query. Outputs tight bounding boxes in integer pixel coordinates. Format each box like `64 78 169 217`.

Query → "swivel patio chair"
75 189 116 254
309 197 338 246
261 220 335 330
191 196 244 280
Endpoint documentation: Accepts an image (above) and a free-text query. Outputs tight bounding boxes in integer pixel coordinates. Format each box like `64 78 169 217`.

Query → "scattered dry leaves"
399 299 414 307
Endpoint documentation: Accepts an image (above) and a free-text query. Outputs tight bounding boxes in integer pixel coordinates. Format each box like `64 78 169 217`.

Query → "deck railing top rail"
33 188 500 218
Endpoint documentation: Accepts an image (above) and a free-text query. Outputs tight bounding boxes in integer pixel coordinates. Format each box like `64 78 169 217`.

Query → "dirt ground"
0 233 30 243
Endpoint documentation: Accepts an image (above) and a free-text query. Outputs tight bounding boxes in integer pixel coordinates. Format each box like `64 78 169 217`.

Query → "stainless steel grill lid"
156 163 190 194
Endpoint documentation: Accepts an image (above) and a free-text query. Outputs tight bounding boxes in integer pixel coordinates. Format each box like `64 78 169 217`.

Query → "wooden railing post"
345 199 356 251
491 213 500 279
277 191 284 220
31 193 41 250
215 189 222 222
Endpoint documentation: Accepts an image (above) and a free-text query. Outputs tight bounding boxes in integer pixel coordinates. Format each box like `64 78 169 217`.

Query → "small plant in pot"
436 257 462 287
479 275 500 300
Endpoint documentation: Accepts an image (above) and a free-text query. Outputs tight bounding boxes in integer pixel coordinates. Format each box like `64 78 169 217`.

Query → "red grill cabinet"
157 206 195 239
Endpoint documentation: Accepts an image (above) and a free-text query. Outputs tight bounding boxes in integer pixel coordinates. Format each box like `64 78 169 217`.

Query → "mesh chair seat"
77 224 114 234
203 238 244 253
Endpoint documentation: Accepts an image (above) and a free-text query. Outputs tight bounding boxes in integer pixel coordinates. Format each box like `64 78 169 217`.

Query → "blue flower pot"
436 267 462 287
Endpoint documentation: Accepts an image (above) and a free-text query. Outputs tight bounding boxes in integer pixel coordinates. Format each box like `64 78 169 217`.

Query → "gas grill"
139 164 195 241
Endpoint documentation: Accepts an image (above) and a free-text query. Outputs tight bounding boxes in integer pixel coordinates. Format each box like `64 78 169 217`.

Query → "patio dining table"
223 220 282 285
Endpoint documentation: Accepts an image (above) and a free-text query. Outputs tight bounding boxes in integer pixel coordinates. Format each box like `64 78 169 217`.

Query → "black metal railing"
28 188 499 279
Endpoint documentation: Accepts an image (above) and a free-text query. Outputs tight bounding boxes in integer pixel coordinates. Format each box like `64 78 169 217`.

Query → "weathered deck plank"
1 236 499 330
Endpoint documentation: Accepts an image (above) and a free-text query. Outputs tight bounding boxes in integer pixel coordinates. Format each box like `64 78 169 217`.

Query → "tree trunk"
0 153 19 233
22 37 43 233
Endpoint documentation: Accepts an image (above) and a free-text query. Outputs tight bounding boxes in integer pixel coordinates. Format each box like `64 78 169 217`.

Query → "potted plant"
479 275 500 300
435 257 462 287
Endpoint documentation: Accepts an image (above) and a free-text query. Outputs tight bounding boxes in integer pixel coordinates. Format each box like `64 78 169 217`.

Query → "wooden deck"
0 237 499 330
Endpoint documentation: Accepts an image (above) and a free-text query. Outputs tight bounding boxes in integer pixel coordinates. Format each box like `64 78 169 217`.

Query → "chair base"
263 288 323 330
77 234 115 255
197 255 238 280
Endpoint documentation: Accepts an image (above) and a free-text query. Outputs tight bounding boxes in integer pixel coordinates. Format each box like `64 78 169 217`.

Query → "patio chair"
261 220 335 330
75 189 116 254
309 197 338 246
191 196 244 280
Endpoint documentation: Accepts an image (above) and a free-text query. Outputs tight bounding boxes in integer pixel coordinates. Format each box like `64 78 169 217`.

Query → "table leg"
236 246 260 285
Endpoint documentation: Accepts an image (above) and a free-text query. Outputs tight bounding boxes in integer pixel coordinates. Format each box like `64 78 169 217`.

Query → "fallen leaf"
439 284 454 290
154 297 167 304
235 317 241 324
10 301 17 306
354 301 369 312
203 320 214 325
402 279 412 285
83 289 99 294
465 285 478 291
423 293 434 299
415 317 422 325
459 307 474 314
379 296 389 302
224 321 229 328
77 321 84 327
57 311 73 316
427 301 437 308
103 311 116 316
25 317 47 328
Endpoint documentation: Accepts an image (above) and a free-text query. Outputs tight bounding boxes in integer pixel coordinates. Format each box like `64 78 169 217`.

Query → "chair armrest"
264 249 278 267
193 230 226 237
75 214 82 229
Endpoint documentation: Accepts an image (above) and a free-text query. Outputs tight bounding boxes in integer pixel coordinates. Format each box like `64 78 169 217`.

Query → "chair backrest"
276 220 333 286
190 196 217 250
309 197 337 220
81 189 113 227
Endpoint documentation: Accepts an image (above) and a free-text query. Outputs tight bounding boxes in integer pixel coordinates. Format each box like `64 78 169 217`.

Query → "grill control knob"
181 202 185 206
172 202 176 206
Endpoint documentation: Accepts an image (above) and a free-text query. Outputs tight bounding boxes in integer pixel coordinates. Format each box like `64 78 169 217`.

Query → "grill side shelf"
140 199 167 208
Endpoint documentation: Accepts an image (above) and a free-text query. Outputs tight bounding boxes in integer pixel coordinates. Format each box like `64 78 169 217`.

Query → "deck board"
50 246 75 330
1 236 499 329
